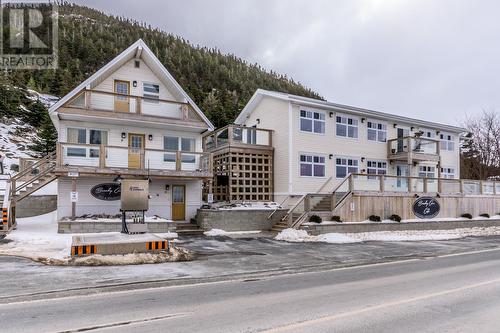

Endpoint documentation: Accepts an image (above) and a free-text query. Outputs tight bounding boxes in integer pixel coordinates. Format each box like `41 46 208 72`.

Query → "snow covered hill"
0 89 59 175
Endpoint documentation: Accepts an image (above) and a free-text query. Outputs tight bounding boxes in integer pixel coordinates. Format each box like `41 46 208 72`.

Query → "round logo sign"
90 183 121 201
412 196 440 219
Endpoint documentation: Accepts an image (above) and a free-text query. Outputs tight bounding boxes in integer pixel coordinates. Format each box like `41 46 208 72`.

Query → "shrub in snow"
389 214 401 222
480 213 490 218
368 215 381 222
309 215 322 223
461 213 473 219
331 215 342 223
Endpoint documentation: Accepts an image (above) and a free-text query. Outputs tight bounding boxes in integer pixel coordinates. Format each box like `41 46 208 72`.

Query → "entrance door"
128 134 144 169
172 185 186 221
114 80 130 112
397 128 410 152
396 164 410 190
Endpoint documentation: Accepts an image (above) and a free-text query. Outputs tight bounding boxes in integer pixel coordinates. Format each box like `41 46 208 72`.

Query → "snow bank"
204 229 262 237
208 202 281 210
0 211 187 266
275 227 500 244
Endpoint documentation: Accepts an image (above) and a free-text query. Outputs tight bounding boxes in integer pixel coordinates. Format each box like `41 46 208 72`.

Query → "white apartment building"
234 89 465 202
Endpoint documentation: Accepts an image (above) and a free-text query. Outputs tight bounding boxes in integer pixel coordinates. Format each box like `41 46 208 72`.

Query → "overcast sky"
74 0 500 126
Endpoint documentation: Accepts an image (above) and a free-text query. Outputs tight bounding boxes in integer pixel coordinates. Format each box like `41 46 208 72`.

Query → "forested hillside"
3 1 322 129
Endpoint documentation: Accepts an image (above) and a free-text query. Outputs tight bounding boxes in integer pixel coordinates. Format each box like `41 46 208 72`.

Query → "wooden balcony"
387 136 440 164
55 142 212 179
58 89 208 130
203 124 273 152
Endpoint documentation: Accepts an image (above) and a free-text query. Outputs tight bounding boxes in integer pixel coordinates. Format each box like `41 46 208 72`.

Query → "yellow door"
114 80 130 112
128 134 144 169
172 185 186 221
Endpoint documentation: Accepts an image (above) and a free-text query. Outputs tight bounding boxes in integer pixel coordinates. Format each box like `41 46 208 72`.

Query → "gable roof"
49 39 214 131
235 89 467 134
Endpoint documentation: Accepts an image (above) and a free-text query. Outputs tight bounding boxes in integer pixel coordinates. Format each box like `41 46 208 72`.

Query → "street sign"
68 171 79 177
207 193 214 204
70 191 78 203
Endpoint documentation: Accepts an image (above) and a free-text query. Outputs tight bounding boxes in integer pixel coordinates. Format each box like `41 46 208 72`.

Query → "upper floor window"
89 129 108 145
420 129 436 138
300 110 325 134
67 128 86 144
164 136 196 163
143 83 160 103
300 154 325 177
441 167 455 179
367 160 387 179
367 121 387 142
439 133 454 151
336 115 358 138
336 157 359 178
419 165 436 178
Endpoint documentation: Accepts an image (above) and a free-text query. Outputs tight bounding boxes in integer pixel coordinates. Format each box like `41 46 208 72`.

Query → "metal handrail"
267 196 290 220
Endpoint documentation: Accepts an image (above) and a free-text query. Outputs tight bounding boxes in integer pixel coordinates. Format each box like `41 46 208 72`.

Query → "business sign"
412 196 440 219
90 183 121 201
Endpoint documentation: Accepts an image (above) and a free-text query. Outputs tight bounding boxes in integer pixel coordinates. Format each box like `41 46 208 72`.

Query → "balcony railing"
57 142 211 175
387 136 440 162
203 124 272 151
64 89 201 121
348 173 500 195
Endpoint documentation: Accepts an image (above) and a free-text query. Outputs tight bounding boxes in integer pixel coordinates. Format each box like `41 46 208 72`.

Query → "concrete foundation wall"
15 195 57 218
58 221 177 234
305 218 500 235
197 209 287 231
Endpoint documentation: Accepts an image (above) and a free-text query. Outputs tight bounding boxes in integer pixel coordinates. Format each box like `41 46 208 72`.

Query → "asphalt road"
3 247 500 332
3 235 500 301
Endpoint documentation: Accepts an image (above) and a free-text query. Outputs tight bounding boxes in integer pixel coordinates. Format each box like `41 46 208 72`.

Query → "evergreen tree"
29 114 57 156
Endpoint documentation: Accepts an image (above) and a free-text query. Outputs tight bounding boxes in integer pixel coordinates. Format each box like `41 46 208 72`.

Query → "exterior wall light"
165 185 170 191
361 118 366 123
329 154 334 159
121 132 126 139
148 134 153 141
329 112 334 118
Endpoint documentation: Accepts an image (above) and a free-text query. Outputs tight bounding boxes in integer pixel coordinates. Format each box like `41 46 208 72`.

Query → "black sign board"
412 196 440 219
90 183 121 201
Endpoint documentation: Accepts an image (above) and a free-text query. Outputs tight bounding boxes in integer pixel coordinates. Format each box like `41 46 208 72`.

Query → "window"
439 133 454 151
420 129 436 138
419 166 436 178
367 121 387 142
67 128 86 144
143 83 160 103
367 160 387 179
336 115 358 138
181 138 195 152
89 130 108 145
164 136 196 163
441 167 455 179
336 157 359 178
299 154 325 177
66 128 86 157
300 110 325 134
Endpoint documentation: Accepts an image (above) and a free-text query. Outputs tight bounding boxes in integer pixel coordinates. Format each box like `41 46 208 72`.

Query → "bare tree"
461 110 500 179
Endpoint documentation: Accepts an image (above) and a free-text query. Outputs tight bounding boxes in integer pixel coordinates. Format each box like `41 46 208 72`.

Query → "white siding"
58 176 201 221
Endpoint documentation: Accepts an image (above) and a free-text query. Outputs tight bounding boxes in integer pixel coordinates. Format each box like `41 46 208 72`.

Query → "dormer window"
143 83 160 103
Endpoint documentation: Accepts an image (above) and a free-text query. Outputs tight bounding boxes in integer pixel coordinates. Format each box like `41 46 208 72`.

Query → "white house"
48 39 214 222
234 89 466 203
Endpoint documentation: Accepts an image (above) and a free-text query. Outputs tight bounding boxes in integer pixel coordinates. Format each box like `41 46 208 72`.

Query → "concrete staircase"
175 222 205 236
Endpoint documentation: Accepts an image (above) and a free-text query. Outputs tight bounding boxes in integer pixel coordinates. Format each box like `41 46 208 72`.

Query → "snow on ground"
204 229 262 237
275 227 500 244
0 119 38 175
0 211 186 266
208 201 281 210
60 215 173 223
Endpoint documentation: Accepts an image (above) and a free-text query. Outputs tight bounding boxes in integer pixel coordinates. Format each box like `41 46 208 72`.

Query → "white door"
396 164 410 190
